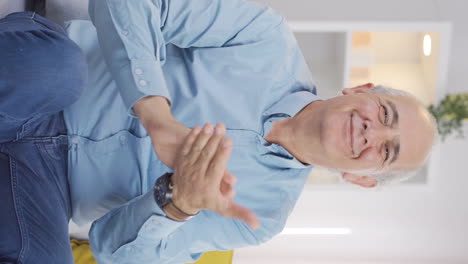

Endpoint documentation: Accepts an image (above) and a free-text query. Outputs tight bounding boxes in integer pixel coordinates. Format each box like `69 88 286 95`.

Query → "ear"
342 172 377 188
342 83 375 95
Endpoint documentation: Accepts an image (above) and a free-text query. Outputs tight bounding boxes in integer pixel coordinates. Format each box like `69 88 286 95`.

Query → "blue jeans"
0 12 87 263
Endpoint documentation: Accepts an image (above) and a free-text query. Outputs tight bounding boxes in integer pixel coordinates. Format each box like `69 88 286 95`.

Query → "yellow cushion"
187 250 233 264
71 239 233 264
71 240 97 264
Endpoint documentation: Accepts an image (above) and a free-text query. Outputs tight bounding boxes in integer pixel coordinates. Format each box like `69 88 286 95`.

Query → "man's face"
314 87 435 174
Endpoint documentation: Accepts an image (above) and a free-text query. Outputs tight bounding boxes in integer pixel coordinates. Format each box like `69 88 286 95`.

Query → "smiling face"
315 87 435 174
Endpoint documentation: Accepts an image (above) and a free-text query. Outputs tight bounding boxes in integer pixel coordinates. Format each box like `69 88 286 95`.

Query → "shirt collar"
262 90 321 137
263 90 321 118
259 90 321 169
258 134 312 169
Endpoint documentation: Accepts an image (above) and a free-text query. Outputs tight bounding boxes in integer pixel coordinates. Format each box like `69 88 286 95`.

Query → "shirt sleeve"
88 0 284 117
88 189 268 264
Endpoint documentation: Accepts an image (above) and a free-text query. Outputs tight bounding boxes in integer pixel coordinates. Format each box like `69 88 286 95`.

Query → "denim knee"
34 32 88 109
0 29 88 119
50 36 88 108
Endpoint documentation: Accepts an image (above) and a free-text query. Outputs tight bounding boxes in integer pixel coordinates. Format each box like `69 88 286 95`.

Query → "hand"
133 96 240 204
170 123 260 229
148 119 190 169
133 96 190 168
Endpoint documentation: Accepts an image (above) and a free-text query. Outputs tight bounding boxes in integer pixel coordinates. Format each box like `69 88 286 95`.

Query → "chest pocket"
68 130 156 224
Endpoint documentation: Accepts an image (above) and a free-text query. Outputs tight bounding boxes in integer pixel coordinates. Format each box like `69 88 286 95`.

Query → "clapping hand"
168 123 260 230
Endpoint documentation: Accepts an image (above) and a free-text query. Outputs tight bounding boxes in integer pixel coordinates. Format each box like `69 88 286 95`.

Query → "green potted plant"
428 93 468 141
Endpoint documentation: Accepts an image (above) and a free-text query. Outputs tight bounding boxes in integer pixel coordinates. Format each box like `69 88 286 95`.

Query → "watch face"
154 173 173 209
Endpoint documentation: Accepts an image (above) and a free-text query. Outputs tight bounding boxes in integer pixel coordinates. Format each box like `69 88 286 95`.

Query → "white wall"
294 32 346 99
253 0 440 21
0 0 26 18
236 0 468 263
436 0 468 95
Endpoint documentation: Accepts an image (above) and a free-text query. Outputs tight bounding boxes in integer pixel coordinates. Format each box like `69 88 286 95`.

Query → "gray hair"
367 85 439 187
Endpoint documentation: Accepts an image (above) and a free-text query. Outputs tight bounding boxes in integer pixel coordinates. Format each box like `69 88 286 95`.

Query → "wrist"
134 96 174 130
154 173 199 222
163 202 198 222
171 186 200 216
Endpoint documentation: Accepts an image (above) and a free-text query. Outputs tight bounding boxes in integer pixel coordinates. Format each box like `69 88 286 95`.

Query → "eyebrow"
385 99 400 165
386 100 399 129
390 142 400 165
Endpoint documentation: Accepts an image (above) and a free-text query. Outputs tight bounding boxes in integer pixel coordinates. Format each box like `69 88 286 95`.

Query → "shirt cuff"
116 59 172 118
136 189 186 237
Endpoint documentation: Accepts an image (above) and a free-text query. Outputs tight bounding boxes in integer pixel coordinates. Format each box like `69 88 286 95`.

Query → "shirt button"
119 135 126 142
71 138 79 144
121 30 129 36
134 68 143 75
139 80 148 87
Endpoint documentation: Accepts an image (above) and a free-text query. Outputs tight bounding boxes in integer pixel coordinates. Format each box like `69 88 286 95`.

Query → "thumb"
221 201 260 230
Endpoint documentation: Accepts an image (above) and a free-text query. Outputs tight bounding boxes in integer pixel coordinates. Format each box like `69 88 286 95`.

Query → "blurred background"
1 0 467 263
236 1 468 264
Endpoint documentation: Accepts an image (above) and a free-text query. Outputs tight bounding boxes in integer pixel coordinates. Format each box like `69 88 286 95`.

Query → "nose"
361 120 397 147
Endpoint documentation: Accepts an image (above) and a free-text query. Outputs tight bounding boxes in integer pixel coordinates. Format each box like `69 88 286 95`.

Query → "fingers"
206 136 232 182
196 123 226 166
187 123 215 162
180 126 202 156
222 201 260 230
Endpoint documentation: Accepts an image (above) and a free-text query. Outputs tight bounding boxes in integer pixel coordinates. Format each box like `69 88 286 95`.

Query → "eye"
381 105 389 125
384 144 390 161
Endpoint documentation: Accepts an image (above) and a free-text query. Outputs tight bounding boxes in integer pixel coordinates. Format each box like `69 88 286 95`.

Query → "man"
0 0 436 263
71 0 437 260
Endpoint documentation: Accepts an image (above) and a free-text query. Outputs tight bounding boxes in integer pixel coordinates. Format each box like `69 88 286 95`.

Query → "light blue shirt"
64 0 320 263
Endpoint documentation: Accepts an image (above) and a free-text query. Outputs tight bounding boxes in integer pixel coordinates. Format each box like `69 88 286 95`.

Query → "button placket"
134 68 143 75
139 80 148 87
119 135 127 145
71 137 79 144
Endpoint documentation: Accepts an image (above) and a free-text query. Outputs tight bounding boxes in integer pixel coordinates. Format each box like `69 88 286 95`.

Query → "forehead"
380 94 435 171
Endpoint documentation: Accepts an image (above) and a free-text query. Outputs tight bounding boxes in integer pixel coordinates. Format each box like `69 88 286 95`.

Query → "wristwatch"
153 172 174 210
154 172 199 221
